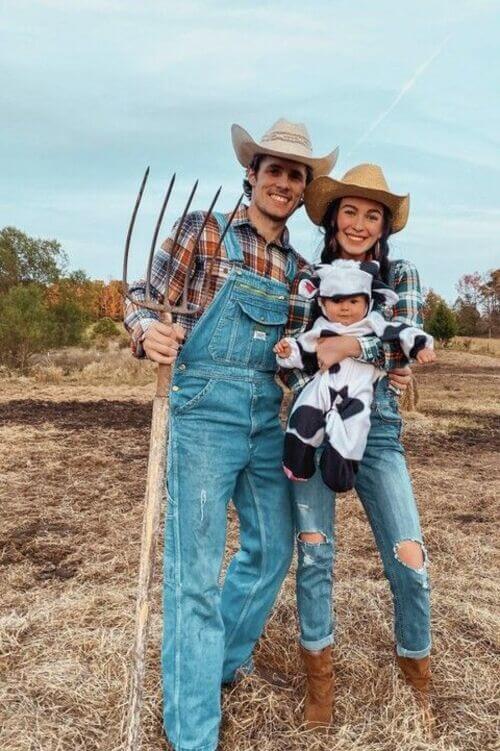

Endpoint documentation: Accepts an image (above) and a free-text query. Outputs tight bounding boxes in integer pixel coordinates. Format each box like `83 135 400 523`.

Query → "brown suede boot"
397 654 431 693
397 655 435 735
300 645 334 729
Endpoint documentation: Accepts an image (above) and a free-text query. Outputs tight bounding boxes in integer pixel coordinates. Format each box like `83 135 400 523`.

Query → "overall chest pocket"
208 292 289 371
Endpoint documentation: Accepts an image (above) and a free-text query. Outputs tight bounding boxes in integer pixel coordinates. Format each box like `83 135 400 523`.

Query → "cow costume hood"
298 259 399 313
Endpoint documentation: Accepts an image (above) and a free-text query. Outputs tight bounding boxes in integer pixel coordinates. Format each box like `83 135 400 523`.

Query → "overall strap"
285 251 297 284
212 212 244 264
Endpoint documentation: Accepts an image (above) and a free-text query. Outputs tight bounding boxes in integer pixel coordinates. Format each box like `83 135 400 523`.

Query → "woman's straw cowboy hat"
304 163 410 233
231 119 339 179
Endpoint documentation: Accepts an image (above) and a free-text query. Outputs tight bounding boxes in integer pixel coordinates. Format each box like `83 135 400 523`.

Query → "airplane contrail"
346 34 452 157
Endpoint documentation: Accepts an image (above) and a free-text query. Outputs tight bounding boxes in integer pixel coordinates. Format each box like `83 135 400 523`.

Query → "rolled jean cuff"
396 642 431 659
300 633 334 651
174 744 217 751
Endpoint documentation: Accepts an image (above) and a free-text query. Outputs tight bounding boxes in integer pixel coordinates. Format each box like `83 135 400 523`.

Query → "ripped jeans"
293 378 431 659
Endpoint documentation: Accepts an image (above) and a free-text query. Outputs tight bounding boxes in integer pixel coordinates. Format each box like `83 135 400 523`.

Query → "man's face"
247 156 308 222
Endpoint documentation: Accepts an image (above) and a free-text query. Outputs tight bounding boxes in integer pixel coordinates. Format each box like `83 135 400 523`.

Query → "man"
124 118 339 751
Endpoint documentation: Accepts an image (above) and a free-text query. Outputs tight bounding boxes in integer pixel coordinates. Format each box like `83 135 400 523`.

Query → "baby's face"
321 295 367 326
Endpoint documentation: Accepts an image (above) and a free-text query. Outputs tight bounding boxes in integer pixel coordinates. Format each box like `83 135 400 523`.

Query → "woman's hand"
387 366 412 391
143 321 185 364
316 335 362 371
274 339 292 358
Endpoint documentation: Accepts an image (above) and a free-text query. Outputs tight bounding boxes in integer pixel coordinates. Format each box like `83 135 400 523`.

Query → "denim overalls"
162 213 296 751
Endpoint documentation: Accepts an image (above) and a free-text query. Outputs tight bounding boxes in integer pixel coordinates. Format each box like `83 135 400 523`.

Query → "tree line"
423 270 500 344
0 227 124 371
1 226 499 371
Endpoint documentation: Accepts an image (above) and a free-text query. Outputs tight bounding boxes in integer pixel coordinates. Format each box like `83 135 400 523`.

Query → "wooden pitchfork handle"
121 164 243 749
124 310 173 751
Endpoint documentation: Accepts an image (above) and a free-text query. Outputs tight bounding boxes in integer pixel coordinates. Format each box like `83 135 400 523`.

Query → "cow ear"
372 279 399 307
359 260 380 278
298 276 320 299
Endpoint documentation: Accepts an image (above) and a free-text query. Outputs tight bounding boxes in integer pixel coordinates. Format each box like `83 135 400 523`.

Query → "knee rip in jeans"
298 532 331 567
298 531 328 545
394 539 428 577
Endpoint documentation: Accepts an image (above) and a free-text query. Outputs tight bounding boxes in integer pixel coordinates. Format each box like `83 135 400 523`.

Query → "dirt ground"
0 350 499 751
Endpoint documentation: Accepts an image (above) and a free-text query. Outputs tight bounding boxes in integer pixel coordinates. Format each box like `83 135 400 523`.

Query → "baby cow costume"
277 259 433 492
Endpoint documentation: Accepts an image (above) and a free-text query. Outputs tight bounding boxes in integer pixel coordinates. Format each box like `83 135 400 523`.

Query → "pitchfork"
122 168 243 751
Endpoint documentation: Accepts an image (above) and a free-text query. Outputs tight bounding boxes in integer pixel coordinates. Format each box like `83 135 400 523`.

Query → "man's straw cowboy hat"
231 119 339 179
304 163 410 233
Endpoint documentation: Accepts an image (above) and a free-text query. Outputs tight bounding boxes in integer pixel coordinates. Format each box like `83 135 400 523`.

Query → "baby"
275 259 435 492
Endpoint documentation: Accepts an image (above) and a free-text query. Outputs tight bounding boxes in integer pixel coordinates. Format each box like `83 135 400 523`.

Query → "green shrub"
0 284 52 372
427 300 458 345
47 299 89 347
90 317 120 339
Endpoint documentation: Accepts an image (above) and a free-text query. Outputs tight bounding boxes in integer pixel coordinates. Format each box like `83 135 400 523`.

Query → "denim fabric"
294 377 431 658
162 214 296 751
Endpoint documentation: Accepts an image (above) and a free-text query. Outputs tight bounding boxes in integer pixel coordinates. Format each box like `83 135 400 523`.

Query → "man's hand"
274 339 292 358
316 335 362 371
143 321 185 364
388 365 412 391
416 348 437 364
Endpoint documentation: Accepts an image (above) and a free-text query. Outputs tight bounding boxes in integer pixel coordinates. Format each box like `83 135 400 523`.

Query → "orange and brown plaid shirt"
124 204 311 358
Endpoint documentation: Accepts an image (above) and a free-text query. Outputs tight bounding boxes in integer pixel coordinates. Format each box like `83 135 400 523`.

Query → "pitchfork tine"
203 192 245 286
213 192 245 256
158 179 199 313
145 173 176 304
179 185 222 309
123 166 150 297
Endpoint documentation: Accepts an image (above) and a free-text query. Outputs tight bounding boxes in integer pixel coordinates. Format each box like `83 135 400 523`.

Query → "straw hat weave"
304 163 410 233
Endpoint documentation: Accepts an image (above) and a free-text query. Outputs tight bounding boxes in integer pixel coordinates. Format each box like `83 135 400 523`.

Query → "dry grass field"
1 348 499 751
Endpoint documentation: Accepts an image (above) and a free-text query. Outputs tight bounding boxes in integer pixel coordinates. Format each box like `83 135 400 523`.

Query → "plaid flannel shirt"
124 204 310 357
279 259 425 393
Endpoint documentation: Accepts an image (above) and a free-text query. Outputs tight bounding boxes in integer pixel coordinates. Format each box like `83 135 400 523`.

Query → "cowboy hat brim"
304 175 410 233
231 124 339 179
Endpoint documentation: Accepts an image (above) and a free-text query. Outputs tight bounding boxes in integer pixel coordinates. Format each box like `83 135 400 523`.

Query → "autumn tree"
454 301 482 336
455 269 500 337
98 280 124 320
422 289 443 328
480 269 500 337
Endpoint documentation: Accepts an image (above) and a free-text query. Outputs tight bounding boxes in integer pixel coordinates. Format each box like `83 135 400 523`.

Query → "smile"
346 234 367 243
269 193 289 205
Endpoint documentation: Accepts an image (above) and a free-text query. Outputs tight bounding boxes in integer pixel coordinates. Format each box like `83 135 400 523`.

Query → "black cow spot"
337 396 364 420
319 330 339 339
298 346 319 375
371 290 387 306
284 433 316 480
329 385 347 406
409 334 428 358
328 363 341 374
380 323 407 342
319 444 356 492
289 405 324 439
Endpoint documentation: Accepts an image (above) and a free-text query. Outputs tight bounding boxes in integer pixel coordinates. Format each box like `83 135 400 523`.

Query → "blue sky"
2 0 499 300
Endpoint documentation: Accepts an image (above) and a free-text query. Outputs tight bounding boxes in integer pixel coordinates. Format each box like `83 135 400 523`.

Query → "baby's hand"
416 348 436 364
274 339 292 358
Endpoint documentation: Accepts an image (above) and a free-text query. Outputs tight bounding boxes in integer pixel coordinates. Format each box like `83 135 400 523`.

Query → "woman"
289 164 433 729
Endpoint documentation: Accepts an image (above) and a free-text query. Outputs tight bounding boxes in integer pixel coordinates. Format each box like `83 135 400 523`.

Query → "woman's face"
334 196 385 260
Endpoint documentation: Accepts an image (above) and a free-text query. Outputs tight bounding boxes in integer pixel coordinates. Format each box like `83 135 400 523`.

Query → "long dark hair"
320 198 393 284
